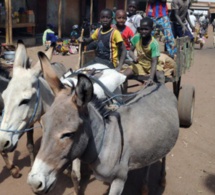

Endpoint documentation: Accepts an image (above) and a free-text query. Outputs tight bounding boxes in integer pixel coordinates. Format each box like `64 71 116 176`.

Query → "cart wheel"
178 85 195 127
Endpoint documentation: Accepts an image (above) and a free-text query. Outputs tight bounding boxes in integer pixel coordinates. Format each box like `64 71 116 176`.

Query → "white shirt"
199 16 205 24
125 14 142 34
189 15 196 27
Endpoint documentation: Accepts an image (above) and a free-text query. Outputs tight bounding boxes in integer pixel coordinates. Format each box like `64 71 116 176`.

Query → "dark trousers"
171 22 194 41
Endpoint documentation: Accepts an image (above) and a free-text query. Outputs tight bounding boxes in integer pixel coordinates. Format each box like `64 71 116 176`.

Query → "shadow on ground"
204 174 215 194
79 160 165 195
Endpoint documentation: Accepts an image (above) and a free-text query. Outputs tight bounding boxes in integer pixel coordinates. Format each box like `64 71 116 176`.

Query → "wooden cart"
81 37 195 127
126 36 195 127
173 36 195 128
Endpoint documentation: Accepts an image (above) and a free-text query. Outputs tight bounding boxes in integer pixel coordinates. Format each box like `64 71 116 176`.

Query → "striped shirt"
91 28 123 67
146 0 168 18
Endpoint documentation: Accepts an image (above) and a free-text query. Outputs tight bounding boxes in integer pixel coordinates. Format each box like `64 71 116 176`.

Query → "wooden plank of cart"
173 36 195 128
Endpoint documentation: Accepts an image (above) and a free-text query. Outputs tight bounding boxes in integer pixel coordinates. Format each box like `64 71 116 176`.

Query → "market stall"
1 0 36 44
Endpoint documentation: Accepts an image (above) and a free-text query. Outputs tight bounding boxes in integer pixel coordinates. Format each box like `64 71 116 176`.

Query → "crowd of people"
42 0 211 85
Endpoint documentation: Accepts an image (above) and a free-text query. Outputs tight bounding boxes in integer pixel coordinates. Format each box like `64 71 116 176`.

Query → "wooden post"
4 0 12 44
58 0 62 38
77 29 84 69
4 0 9 44
8 0 12 44
124 0 127 12
90 0 93 26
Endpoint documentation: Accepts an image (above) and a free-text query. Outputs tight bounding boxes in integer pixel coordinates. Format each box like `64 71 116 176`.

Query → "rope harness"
0 68 152 134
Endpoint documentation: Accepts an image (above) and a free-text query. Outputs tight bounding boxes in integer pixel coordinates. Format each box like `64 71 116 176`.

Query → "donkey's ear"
13 41 29 69
75 74 93 107
38 51 64 95
32 44 55 76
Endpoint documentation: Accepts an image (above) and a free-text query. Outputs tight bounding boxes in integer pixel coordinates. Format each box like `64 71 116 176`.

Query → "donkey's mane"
90 95 113 119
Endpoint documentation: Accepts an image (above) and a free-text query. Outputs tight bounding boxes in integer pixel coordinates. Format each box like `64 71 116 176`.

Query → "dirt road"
0 27 215 195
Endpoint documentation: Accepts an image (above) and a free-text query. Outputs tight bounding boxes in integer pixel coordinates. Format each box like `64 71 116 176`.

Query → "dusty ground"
0 26 215 195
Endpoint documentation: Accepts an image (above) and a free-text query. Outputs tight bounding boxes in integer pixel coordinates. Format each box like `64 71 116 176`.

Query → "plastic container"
4 51 15 60
27 10 35 23
19 13 28 23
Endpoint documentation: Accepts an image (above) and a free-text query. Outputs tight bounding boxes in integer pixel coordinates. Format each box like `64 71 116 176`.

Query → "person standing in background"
189 11 197 28
199 13 205 25
212 18 215 47
125 0 143 34
170 0 195 41
146 0 176 58
187 11 197 35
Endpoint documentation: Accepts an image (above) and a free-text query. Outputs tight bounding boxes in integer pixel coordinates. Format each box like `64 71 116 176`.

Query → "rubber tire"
178 85 195 128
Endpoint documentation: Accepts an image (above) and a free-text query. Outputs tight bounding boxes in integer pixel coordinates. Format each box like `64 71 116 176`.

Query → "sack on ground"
159 53 176 76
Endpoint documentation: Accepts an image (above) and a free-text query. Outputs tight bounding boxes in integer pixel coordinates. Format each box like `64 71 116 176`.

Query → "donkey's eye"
60 132 75 139
19 99 30 106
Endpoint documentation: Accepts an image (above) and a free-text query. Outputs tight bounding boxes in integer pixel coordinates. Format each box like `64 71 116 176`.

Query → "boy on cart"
123 17 165 84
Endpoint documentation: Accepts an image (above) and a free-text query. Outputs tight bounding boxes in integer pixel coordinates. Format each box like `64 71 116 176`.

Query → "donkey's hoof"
72 191 77 195
142 184 149 195
11 166 21 178
160 177 166 188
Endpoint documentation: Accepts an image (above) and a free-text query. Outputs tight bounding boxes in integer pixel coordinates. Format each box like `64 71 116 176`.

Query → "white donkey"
0 42 126 194
0 41 67 177
0 42 85 194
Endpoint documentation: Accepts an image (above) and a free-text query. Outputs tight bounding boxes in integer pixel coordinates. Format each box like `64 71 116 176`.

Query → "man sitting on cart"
123 17 165 84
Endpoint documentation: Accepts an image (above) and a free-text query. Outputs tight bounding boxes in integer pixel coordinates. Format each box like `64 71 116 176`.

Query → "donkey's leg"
142 166 151 195
160 157 166 188
108 176 127 195
1 152 20 178
71 158 81 195
26 128 34 166
109 168 128 195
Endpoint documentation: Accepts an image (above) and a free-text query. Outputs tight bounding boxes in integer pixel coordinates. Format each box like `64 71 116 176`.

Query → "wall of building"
47 0 58 28
47 0 80 36
64 0 80 35
106 0 114 9
11 0 26 12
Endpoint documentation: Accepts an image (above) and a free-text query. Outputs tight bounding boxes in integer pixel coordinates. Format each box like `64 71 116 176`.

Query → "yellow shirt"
91 28 123 67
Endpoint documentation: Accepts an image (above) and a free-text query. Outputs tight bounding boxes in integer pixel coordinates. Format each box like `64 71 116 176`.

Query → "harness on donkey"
61 67 125 105
61 67 155 111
